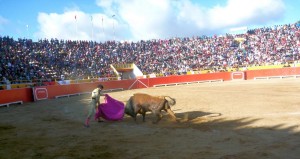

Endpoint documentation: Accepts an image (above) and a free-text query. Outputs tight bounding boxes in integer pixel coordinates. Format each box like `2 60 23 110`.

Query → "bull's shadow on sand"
121 110 300 158
123 109 300 135
124 109 222 124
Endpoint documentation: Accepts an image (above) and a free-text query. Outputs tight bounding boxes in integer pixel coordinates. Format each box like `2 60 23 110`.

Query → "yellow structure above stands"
110 63 143 79
112 63 134 72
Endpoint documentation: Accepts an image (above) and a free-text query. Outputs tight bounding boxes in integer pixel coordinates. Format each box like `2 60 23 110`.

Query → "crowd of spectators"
1 21 300 84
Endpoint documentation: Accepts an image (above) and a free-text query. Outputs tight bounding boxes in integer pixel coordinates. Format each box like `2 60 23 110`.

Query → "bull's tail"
164 96 176 106
125 96 135 118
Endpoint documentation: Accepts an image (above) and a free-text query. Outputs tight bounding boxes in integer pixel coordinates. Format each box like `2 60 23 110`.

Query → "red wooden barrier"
0 88 33 104
245 67 300 80
34 80 137 100
145 72 232 87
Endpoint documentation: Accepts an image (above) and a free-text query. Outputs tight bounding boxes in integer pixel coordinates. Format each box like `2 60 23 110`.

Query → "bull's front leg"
152 110 163 124
142 112 146 122
133 113 137 121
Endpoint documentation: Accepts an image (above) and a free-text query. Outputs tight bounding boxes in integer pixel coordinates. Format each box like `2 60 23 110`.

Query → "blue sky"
0 0 299 42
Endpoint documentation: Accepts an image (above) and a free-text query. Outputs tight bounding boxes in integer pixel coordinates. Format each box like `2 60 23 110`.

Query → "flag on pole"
91 16 93 22
75 15 77 20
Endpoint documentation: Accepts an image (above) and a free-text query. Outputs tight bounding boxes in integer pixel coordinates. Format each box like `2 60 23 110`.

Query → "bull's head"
164 96 176 106
124 97 135 117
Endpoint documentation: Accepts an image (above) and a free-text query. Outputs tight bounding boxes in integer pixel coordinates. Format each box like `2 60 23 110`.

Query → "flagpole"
112 15 115 41
91 16 94 41
26 24 29 39
75 15 78 41
102 16 104 41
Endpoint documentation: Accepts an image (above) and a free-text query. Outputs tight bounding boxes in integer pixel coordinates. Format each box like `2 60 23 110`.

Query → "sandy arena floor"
1 79 300 159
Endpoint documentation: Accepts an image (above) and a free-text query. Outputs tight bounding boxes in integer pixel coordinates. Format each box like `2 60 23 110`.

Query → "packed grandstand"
1 21 300 87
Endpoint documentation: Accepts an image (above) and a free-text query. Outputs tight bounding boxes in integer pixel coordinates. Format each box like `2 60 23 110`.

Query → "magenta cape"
95 94 125 121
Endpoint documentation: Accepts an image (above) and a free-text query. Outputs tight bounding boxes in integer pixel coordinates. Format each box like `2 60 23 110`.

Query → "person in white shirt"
85 84 105 127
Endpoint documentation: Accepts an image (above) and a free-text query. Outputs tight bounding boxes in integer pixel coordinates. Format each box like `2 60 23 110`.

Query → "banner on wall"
33 87 48 101
231 72 245 80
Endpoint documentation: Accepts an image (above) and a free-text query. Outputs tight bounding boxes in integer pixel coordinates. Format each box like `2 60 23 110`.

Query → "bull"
125 93 178 124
